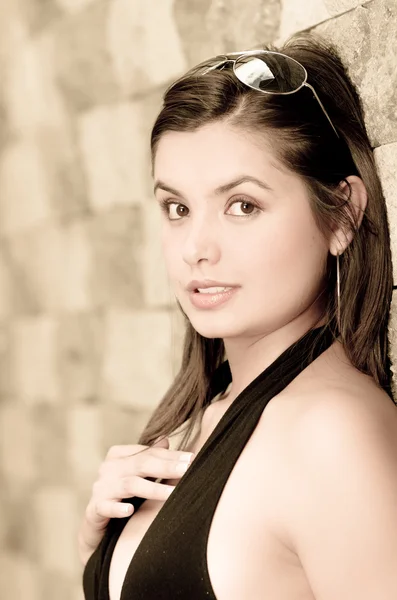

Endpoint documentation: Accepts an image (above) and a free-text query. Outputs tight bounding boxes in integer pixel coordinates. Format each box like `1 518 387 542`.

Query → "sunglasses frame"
201 49 340 140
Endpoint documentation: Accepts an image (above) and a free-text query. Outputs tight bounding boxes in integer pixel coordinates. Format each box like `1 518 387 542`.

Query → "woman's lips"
189 287 239 309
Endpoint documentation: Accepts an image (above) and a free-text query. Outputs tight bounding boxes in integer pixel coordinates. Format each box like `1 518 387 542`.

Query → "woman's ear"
329 175 368 256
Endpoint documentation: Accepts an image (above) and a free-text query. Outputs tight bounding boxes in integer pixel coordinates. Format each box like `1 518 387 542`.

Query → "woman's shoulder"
250 349 397 555
282 377 397 465
295 348 393 432
254 339 396 472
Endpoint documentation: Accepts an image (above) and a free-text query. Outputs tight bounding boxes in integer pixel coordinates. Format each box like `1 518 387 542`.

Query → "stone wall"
0 1 396 598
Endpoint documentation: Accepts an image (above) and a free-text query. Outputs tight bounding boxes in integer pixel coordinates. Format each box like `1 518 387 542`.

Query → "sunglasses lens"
234 54 306 93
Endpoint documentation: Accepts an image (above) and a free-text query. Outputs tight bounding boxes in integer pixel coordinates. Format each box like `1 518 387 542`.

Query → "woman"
79 33 397 599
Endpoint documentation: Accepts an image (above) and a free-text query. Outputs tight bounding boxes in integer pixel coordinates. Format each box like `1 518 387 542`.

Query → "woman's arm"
286 388 397 599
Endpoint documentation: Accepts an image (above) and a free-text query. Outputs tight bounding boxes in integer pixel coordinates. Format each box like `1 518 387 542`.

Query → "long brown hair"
138 33 394 450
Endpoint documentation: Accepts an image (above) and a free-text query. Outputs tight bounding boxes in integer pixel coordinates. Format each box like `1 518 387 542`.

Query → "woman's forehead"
153 122 288 185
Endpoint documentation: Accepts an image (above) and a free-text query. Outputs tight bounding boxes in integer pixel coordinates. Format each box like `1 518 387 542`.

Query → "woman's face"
153 121 329 340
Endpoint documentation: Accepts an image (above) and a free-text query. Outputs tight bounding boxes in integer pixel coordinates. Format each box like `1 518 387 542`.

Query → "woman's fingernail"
175 462 189 474
179 452 194 462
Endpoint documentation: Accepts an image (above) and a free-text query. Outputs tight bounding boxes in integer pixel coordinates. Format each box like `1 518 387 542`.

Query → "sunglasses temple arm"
202 58 234 75
304 82 340 139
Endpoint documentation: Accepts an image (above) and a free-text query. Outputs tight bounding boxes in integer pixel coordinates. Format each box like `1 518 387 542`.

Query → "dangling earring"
336 251 341 331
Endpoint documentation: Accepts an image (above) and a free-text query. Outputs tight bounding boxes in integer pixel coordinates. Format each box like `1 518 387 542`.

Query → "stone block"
314 0 397 146
33 405 70 485
18 0 63 33
55 0 95 14
62 221 93 311
34 487 80 575
0 95 9 153
52 2 120 112
100 406 151 452
36 125 90 223
324 0 366 13
136 88 165 190
68 406 103 487
87 207 144 308
1 28 90 219
0 406 36 485
78 102 153 211
174 0 280 67
100 309 174 410
0 140 51 236
11 317 60 404
8 221 92 313
0 2 28 69
142 202 174 308
57 312 103 405
8 225 64 313
0 326 12 398
0 493 6 548
39 569 76 600
277 0 329 43
1 490 38 560
0 251 13 321
0 240 41 316
277 0 369 44
0 554 39 600
3 32 67 136
389 292 397 399
107 0 187 94
374 142 397 287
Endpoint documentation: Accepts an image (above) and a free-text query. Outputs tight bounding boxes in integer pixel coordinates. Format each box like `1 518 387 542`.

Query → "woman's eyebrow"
153 181 183 197
153 175 273 197
215 176 273 194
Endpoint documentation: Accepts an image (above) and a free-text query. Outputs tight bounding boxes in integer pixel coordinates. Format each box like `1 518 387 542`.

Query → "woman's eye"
227 199 259 216
159 200 188 220
158 198 260 220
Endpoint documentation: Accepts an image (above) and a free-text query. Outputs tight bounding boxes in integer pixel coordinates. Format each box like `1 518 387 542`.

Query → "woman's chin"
189 318 241 340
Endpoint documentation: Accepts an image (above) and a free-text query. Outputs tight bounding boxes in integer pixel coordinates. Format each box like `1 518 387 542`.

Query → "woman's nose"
181 221 221 266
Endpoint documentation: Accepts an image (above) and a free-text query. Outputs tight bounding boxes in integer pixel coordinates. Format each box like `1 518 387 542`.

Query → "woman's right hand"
78 437 195 565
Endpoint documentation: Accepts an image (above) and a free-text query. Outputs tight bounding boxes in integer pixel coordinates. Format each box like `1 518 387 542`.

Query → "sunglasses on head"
193 49 340 141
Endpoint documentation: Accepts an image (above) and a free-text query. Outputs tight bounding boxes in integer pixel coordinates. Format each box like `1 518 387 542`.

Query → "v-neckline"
103 324 335 600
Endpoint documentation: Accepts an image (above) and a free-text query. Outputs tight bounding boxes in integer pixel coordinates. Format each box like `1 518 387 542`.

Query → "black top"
83 325 334 599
